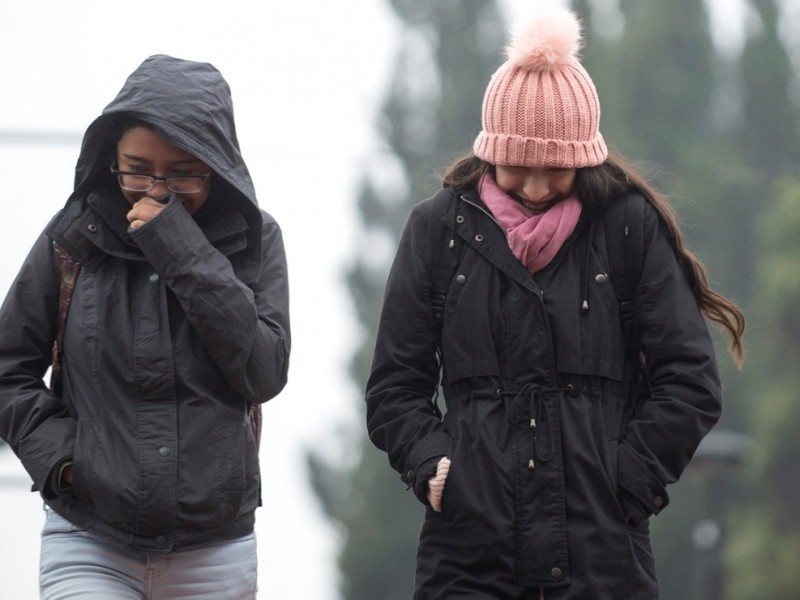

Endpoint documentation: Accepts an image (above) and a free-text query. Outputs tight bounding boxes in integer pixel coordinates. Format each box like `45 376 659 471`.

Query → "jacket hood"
71 54 258 213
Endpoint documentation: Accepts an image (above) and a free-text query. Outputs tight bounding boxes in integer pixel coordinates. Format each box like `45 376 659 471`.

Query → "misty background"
2 1 800 599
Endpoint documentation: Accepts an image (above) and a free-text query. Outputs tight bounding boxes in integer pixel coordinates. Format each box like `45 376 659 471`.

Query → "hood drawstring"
580 214 598 313
449 193 462 250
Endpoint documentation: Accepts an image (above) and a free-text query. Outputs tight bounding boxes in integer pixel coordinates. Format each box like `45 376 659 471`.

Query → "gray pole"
689 430 751 600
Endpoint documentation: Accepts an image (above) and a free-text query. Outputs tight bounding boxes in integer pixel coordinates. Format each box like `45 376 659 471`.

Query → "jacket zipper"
459 194 506 238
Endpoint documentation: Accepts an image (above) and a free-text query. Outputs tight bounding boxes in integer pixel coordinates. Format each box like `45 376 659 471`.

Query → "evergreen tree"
307 2 504 598
738 0 800 177
726 1 800 597
603 0 715 165
729 174 800 600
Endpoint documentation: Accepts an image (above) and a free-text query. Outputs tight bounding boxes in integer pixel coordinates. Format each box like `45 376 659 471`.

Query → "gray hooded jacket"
0 55 290 552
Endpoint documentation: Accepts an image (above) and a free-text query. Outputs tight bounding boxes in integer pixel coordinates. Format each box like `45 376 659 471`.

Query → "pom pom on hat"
506 9 583 71
473 6 607 169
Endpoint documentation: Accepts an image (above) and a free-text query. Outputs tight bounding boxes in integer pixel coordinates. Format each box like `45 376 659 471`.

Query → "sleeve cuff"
48 458 74 497
617 443 669 519
401 430 452 487
412 456 444 504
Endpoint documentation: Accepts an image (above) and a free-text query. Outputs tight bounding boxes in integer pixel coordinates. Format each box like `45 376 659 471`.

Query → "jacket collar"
446 188 541 294
47 190 252 274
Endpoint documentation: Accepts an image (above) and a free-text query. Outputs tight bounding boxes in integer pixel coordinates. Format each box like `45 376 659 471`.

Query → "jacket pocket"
440 410 509 528
439 250 503 385
440 436 458 521
70 419 139 531
71 420 98 504
214 422 249 524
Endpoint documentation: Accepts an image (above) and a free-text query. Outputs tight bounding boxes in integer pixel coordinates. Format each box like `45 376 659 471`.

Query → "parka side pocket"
71 420 99 504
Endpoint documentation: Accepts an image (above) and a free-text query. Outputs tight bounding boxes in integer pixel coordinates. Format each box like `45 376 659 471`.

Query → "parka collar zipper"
458 193 504 236
460 189 599 317
451 192 544 295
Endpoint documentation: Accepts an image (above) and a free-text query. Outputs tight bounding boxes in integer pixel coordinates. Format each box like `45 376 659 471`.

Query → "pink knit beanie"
473 8 607 168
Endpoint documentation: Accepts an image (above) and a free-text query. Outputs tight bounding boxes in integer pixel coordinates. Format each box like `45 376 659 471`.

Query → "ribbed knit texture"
427 457 451 513
473 9 607 168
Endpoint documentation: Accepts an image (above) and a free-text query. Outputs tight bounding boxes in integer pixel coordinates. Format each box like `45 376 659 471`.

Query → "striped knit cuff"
426 457 451 513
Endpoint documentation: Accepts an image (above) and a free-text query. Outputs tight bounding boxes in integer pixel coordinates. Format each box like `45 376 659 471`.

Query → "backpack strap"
50 241 81 394
422 189 463 414
602 193 647 353
427 189 462 328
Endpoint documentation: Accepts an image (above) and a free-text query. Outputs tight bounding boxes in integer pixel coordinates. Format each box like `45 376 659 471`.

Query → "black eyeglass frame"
110 165 212 194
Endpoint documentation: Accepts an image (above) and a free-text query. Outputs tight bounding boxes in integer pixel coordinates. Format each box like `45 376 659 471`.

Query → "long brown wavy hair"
440 151 746 368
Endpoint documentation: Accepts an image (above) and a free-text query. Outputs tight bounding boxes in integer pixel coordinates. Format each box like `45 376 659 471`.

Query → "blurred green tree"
728 173 800 600
725 0 800 597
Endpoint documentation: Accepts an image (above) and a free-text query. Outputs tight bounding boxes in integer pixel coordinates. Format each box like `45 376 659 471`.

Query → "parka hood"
49 55 264 270
71 54 258 212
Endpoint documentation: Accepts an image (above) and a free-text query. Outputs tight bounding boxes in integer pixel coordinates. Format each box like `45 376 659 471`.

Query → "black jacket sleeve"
0 228 77 498
131 200 290 405
617 202 722 522
365 198 450 491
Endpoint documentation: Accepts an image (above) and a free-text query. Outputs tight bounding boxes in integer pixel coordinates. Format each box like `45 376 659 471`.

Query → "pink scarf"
479 172 582 273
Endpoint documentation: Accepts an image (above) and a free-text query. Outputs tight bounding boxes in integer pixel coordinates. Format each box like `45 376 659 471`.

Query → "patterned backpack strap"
50 241 81 393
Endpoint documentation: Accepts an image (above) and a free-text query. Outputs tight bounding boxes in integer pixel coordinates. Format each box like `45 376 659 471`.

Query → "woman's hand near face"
127 196 169 231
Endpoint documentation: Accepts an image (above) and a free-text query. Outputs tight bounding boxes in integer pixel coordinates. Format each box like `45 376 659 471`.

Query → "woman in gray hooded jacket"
0 55 290 598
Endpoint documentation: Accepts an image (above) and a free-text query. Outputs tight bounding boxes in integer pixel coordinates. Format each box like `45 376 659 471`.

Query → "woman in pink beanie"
366 6 745 600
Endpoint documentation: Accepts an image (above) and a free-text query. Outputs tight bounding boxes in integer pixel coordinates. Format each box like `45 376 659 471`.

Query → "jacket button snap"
594 273 608 284
456 215 465 224
474 234 484 242
158 446 170 457
550 567 563 579
87 223 98 233
455 274 466 286
653 496 664 509
149 273 160 284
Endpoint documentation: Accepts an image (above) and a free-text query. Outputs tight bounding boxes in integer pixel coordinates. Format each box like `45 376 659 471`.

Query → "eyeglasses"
110 166 211 194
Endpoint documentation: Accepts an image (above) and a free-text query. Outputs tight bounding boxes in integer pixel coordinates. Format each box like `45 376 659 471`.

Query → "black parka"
0 55 290 553
366 187 721 599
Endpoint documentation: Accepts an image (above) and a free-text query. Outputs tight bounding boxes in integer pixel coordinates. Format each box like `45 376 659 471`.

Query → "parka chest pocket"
438 249 505 385
539 240 631 382
62 260 168 410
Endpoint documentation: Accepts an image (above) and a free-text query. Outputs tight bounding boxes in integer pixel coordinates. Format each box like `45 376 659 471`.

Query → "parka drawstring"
501 384 568 470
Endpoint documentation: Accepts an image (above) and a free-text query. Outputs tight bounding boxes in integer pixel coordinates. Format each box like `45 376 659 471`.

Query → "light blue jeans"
40 509 257 599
